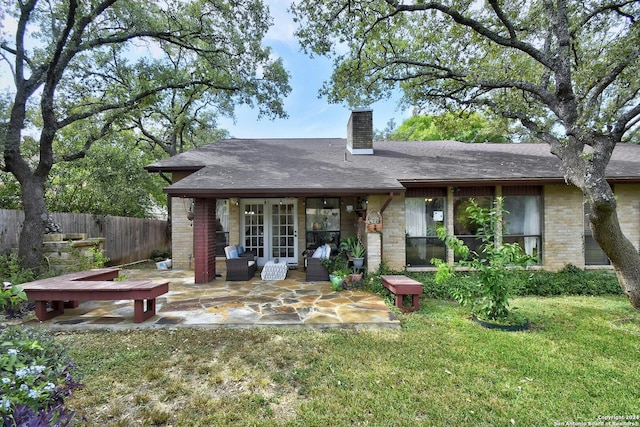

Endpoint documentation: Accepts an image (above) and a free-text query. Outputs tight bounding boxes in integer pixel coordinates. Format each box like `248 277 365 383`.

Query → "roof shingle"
145 139 640 196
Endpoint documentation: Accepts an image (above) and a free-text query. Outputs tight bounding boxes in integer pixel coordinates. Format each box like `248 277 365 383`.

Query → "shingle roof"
145 139 640 197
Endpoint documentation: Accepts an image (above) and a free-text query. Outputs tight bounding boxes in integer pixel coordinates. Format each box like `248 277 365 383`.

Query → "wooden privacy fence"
0 209 170 266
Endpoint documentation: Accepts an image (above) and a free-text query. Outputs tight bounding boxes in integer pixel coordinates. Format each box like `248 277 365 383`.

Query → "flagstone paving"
20 263 400 330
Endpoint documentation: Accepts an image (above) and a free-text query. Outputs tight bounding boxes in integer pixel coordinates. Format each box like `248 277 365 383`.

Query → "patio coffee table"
261 260 288 280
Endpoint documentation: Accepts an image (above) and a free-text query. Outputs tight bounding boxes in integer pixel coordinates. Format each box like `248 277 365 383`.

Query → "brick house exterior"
146 111 640 283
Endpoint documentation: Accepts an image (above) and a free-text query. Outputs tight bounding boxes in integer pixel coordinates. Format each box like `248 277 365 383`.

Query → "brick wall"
228 202 241 246
367 193 406 271
615 184 640 252
171 198 194 270
169 172 195 270
543 184 585 270
347 110 373 153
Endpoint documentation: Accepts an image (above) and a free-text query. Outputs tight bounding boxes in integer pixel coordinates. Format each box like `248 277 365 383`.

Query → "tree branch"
586 44 640 113
56 81 240 130
384 0 553 69
487 0 518 39
572 0 639 33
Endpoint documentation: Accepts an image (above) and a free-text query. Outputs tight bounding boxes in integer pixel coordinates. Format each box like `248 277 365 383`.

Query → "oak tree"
1 0 290 271
293 0 640 308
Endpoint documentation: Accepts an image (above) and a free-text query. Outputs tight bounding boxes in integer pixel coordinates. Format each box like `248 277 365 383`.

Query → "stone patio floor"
20 262 400 331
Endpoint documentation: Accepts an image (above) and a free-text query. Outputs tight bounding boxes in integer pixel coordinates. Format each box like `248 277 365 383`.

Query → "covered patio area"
21 261 400 330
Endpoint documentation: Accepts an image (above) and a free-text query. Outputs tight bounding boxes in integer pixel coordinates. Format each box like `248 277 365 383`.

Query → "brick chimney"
347 109 374 155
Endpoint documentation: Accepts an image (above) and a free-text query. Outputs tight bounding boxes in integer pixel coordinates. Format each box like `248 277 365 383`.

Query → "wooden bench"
21 268 169 323
381 275 424 312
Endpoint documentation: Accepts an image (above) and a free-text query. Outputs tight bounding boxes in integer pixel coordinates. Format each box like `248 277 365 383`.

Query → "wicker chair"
224 246 257 281
305 257 330 281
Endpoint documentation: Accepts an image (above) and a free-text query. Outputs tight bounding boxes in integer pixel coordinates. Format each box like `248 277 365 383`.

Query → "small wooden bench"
21 268 169 323
381 275 424 312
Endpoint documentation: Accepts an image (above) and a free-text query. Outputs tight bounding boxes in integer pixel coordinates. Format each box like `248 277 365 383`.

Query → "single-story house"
145 110 640 283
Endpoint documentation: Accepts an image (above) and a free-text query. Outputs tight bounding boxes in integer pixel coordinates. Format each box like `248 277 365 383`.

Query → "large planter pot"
352 257 365 269
472 315 530 332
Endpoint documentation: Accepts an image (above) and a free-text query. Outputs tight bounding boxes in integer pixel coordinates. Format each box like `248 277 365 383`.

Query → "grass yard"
59 295 640 426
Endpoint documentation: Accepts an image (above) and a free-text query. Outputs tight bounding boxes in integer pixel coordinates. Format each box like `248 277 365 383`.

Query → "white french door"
240 199 298 266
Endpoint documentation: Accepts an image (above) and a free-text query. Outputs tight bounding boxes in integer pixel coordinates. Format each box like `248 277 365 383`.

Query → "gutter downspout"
380 192 394 215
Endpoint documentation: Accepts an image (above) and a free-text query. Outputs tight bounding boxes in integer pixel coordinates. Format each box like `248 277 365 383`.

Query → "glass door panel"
241 199 298 266
242 202 265 260
271 202 297 263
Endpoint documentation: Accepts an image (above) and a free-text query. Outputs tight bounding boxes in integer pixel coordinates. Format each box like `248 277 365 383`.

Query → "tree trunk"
4 95 52 273
557 130 640 309
17 174 48 272
589 202 640 309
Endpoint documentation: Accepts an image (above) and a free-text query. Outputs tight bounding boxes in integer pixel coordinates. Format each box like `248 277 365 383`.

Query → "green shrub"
0 254 33 318
0 254 35 286
66 242 109 272
150 248 171 261
0 327 80 426
431 198 535 321
516 265 622 296
368 266 621 301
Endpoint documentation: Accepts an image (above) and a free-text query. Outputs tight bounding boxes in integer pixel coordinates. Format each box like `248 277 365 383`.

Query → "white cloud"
265 0 297 47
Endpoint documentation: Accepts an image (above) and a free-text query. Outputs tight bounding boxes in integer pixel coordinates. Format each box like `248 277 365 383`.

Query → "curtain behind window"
406 198 427 237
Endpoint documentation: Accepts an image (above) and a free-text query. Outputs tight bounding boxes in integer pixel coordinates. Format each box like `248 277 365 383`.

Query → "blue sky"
218 0 409 139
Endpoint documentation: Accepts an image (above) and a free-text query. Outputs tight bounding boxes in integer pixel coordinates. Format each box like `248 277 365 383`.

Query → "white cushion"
323 244 332 259
312 246 324 258
224 245 238 259
248 261 255 267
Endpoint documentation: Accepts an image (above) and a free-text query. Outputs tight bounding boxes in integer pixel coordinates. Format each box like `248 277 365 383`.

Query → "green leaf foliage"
48 129 165 218
1 0 291 270
432 197 536 321
390 112 511 143
292 0 640 145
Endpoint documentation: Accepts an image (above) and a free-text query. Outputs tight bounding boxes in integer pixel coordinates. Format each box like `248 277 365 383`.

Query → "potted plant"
347 266 364 288
350 241 366 269
328 252 350 291
339 236 358 253
340 237 366 269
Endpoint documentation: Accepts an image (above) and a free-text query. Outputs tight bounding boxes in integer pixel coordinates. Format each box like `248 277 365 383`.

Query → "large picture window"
305 198 340 250
502 195 542 262
405 197 447 266
454 194 493 259
584 202 610 265
216 199 229 256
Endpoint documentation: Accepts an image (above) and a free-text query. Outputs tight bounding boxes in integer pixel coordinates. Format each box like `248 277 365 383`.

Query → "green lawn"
60 295 640 426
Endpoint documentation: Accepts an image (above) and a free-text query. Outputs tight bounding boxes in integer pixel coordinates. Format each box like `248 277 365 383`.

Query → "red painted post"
193 198 217 283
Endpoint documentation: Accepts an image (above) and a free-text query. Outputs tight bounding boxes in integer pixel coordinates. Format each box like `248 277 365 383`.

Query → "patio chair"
224 245 257 281
305 257 329 281
304 244 332 281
